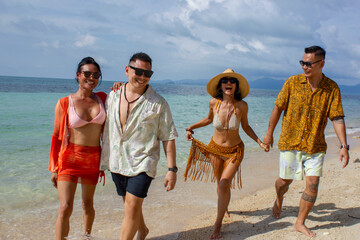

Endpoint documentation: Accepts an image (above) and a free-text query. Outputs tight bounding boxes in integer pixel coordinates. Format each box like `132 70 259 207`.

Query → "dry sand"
1 134 359 240
176 134 360 240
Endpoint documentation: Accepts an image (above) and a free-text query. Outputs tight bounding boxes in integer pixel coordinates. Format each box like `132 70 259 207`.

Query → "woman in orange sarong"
49 57 107 240
184 69 269 239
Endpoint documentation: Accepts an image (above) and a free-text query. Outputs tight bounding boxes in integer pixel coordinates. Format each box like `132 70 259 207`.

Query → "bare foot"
225 209 230 218
294 223 316 238
210 232 223 239
272 199 281 219
136 226 149 240
210 223 223 239
82 233 91 240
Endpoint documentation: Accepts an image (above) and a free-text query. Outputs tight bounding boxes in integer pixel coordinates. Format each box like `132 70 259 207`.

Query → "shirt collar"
300 73 327 88
300 74 307 83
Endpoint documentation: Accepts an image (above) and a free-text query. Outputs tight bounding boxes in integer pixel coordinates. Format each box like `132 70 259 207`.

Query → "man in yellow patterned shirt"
263 46 349 238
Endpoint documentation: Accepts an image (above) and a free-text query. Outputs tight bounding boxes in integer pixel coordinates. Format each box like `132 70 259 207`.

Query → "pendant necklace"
123 83 148 120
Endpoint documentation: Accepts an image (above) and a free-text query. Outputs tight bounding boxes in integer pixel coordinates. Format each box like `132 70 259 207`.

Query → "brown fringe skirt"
184 138 244 189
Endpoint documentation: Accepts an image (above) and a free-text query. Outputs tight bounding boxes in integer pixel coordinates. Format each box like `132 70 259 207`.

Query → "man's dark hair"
129 52 152 66
304 46 326 59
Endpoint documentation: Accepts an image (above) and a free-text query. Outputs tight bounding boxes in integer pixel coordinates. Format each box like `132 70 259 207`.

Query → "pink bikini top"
68 95 106 128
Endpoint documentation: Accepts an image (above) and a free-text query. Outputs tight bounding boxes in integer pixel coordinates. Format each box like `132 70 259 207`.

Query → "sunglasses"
81 71 101 79
299 59 323 68
220 78 238 84
128 65 154 78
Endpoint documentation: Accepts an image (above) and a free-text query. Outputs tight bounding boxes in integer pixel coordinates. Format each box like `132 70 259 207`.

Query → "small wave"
346 127 360 134
326 127 360 139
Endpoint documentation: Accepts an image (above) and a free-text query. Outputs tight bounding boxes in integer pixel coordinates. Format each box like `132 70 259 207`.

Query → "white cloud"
248 40 268 53
225 43 249 53
166 35 210 58
0 0 360 85
35 40 60 48
74 34 96 47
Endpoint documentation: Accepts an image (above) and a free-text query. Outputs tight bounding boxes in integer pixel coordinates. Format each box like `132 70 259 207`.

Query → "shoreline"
1 132 359 239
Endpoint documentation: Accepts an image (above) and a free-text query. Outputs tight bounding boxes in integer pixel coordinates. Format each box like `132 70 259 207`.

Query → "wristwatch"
168 166 178 173
340 144 350 150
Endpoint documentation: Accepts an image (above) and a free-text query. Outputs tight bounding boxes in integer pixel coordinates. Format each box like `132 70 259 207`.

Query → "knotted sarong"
58 142 101 185
184 138 244 189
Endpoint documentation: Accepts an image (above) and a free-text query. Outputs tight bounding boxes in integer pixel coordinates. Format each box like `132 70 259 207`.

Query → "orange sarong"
184 138 244 189
57 142 101 185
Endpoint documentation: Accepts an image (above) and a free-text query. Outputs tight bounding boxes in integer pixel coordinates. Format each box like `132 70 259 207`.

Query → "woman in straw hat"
184 68 269 239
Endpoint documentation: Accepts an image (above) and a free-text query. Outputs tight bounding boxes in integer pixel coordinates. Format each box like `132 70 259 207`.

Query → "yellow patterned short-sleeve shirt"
275 74 344 154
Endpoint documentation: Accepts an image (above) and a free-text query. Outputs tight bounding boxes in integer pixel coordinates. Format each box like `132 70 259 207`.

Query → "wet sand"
1 133 359 240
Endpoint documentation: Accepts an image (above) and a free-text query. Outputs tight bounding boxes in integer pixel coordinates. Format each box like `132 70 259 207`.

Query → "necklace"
123 83 148 120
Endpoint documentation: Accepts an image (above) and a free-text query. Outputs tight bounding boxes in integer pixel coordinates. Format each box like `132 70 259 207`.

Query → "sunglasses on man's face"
299 59 323 68
81 71 101 79
128 65 154 78
220 78 237 84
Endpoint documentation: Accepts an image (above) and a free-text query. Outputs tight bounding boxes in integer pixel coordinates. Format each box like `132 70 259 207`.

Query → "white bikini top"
213 100 240 130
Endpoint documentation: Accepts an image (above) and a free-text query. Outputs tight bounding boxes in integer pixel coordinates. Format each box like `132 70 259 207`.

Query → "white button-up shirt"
100 85 178 178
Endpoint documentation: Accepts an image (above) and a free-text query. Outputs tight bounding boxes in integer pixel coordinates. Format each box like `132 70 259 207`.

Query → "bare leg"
81 183 97 236
272 178 292 219
215 162 230 218
211 160 239 239
293 176 319 238
56 181 77 240
216 185 230 219
120 192 146 240
136 210 149 240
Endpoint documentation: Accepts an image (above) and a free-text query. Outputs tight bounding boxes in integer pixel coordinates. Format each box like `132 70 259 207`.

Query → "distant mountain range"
156 77 360 94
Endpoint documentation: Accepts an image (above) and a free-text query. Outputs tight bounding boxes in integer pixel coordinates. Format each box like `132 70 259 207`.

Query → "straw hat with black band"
206 68 250 99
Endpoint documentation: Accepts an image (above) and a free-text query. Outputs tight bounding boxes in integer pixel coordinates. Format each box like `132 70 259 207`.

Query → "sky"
1 0 360 85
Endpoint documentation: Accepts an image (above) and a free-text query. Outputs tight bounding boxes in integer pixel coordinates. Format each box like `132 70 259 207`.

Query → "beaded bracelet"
185 128 194 134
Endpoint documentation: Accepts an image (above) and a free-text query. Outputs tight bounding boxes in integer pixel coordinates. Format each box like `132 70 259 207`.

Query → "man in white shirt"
101 52 178 240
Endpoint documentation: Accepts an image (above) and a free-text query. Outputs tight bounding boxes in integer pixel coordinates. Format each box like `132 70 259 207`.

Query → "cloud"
35 40 60 48
225 43 249 53
248 40 268 53
74 34 96 47
0 0 359 85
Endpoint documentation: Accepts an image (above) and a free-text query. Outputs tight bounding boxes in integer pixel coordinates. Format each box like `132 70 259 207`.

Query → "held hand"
110 82 123 91
185 128 194 141
51 172 58 188
164 171 177 191
186 132 193 141
263 134 274 148
260 142 270 152
340 148 349 168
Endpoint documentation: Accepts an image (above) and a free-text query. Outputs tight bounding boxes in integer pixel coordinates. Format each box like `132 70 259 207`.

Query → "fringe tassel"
184 138 243 189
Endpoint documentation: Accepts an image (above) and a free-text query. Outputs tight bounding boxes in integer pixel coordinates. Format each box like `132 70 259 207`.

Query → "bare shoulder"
235 100 248 110
209 98 218 107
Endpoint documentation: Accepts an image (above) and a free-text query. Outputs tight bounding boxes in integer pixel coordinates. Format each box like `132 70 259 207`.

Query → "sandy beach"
176 133 360 240
1 133 359 240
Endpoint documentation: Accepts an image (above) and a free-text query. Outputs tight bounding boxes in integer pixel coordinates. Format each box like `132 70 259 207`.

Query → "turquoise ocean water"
0 75 359 238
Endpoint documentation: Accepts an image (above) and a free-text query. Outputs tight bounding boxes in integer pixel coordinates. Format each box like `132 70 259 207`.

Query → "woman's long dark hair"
215 78 242 100
76 56 102 87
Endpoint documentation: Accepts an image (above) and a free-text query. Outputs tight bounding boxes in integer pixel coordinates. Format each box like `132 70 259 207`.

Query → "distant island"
0 75 358 95
155 77 360 94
